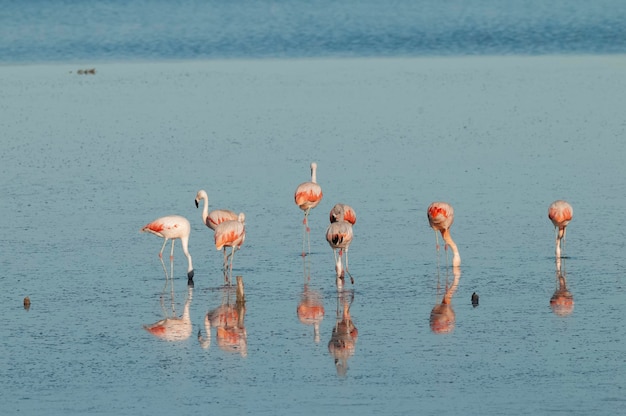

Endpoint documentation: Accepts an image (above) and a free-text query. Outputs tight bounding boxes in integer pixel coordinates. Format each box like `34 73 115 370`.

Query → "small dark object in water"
76 68 96 75
471 292 479 307
23 296 31 310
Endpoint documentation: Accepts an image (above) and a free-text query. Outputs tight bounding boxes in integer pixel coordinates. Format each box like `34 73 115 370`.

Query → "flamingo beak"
195 199 199 208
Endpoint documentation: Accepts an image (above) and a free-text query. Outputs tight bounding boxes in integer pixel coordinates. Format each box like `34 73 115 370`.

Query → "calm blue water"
2 1 626 415
1 0 626 63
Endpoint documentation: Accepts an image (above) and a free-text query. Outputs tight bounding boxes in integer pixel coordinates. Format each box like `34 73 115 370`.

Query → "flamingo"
141 215 194 284
195 189 238 271
214 213 246 284
548 200 573 259
329 203 357 225
326 219 354 288
295 162 323 256
427 202 461 267
194 190 238 230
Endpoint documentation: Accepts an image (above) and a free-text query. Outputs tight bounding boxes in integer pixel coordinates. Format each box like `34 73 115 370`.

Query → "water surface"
1 55 625 414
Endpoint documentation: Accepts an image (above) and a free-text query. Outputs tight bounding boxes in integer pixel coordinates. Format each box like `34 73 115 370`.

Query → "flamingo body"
427 202 461 267
141 215 194 280
294 162 322 210
295 183 323 211
548 200 573 236
330 203 357 225
214 214 246 251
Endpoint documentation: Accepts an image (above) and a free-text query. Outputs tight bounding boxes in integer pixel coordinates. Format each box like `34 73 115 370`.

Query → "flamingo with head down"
548 200 573 259
427 202 461 267
141 215 194 285
326 205 355 289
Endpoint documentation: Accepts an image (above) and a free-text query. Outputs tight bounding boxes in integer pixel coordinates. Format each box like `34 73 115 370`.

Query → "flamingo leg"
554 227 562 259
302 208 312 257
228 246 236 286
344 248 354 285
222 248 228 278
158 248 169 281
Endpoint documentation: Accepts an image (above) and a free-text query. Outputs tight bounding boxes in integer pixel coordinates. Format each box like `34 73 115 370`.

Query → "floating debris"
23 296 31 310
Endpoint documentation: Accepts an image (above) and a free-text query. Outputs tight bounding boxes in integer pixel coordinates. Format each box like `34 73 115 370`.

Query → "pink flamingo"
326 214 354 288
548 200 573 259
141 215 194 284
194 190 238 230
214 213 246 284
427 202 461 267
329 203 357 225
295 162 323 256
195 189 238 271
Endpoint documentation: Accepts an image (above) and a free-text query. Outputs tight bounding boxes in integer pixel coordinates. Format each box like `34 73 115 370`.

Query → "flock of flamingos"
139 162 575 356
140 161 574 288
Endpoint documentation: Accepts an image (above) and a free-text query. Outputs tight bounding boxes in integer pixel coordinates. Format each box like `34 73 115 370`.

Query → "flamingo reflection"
144 283 194 342
297 283 325 343
430 266 461 334
198 282 247 356
328 291 358 377
550 257 574 316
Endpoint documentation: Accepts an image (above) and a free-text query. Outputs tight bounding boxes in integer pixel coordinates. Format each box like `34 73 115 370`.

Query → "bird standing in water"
295 162 323 256
427 202 461 267
214 213 246 285
195 190 238 272
326 205 355 289
548 200 573 259
141 215 194 285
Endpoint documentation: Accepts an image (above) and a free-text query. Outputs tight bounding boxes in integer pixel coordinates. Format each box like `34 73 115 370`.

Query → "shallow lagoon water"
1 56 626 414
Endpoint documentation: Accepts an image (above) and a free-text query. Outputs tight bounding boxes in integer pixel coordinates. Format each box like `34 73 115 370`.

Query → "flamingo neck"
442 229 461 267
335 252 343 277
180 236 194 275
311 165 317 183
200 194 209 225
555 226 566 259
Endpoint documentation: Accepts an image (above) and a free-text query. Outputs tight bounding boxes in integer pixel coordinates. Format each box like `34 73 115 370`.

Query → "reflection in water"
198 280 248 356
144 281 194 342
328 291 358 377
430 266 461 334
297 284 325 343
550 257 574 316
297 255 325 343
